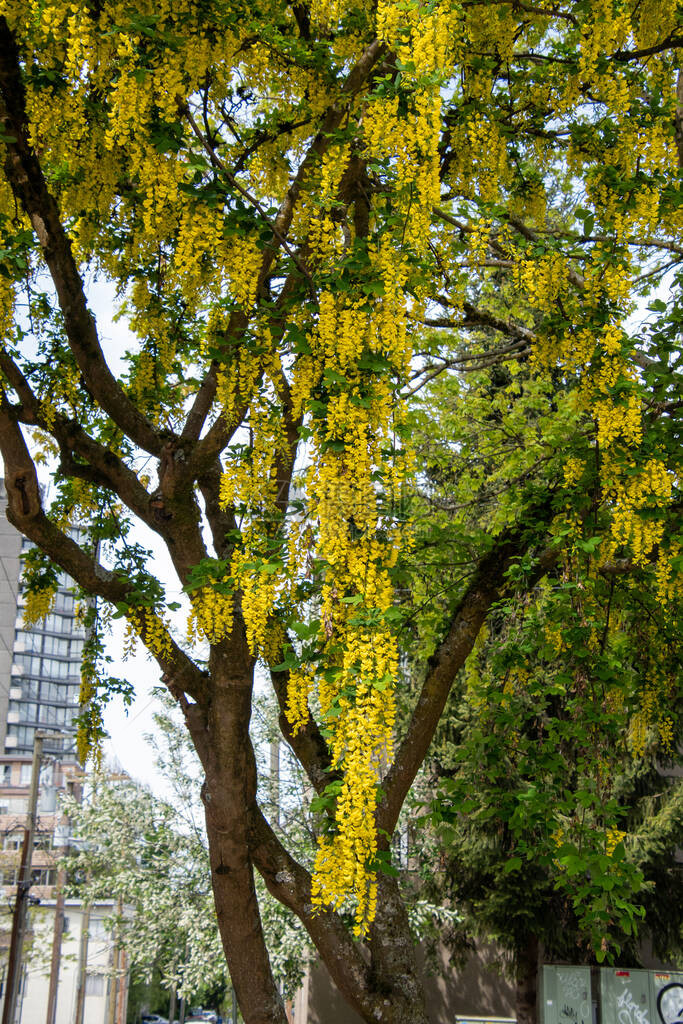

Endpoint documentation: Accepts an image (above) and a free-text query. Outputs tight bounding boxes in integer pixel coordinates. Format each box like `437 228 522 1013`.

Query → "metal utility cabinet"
541 967 683 1024
541 966 593 1024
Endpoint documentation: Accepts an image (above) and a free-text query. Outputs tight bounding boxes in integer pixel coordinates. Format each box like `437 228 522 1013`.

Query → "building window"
15 655 41 675
43 635 69 657
2 797 28 813
3 831 22 850
39 705 66 726
15 631 41 654
54 593 74 613
89 917 110 939
2 766 11 785
41 658 69 680
7 727 35 749
84 974 104 997
30 868 57 887
18 703 38 724
19 764 31 785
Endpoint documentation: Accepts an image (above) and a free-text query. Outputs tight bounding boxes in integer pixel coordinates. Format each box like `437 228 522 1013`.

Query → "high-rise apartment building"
0 480 83 760
8 545 83 757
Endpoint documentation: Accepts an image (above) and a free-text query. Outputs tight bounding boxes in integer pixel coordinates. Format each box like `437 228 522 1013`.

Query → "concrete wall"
297 942 516 1024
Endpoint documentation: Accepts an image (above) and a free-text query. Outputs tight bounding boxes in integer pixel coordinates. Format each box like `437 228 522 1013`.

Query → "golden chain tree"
0 2 680 1022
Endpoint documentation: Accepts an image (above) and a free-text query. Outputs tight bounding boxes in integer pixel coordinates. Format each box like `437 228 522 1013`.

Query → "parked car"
141 1015 169 1024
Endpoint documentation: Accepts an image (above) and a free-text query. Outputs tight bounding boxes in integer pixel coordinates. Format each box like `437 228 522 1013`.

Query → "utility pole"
115 946 127 1024
73 765 96 1024
73 898 90 1024
1 731 43 1024
168 969 177 1024
106 895 124 1024
45 751 80 1024
45 864 66 1024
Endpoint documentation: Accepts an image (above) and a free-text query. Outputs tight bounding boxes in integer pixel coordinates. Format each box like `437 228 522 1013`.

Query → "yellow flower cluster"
0 277 15 339
628 709 648 759
605 457 672 565
23 586 56 627
628 651 676 759
585 249 634 313
593 394 642 449
654 542 680 605
464 116 508 203
171 204 227 302
563 458 584 488
281 280 412 933
219 388 288 516
104 71 151 152
468 218 492 266
632 0 677 49
518 253 569 314
187 585 234 645
605 828 626 856
123 608 174 664
134 352 157 404
285 666 315 736
658 716 674 754
577 0 631 82
226 237 263 309
232 551 279 656
215 349 263 427
362 0 454 251
308 213 344 264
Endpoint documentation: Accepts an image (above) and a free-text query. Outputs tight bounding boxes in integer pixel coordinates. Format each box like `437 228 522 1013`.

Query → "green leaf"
504 857 523 874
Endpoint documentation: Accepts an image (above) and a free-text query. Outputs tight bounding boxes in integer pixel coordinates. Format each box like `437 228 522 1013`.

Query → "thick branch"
0 395 207 703
0 350 160 531
377 518 559 837
197 457 239 560
248 805 385 1022
612 35 683 62
0 17 163 457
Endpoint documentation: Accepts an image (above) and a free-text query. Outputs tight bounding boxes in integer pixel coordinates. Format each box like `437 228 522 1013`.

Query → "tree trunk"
366 874 430 1024
515 934 539 1024
184 636 288 1024
205 803 286 1024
